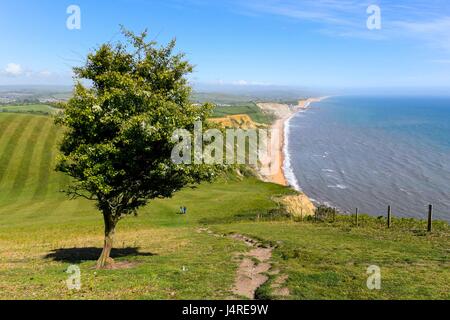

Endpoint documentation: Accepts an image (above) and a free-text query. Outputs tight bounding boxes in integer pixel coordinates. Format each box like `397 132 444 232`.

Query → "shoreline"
258 97 328 188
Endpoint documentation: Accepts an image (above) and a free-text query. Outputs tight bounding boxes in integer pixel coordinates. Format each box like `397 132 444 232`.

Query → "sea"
284 95 450 221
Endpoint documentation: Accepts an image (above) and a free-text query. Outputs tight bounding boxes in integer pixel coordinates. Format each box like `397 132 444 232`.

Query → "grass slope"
0 104 57 115
0 113 448 300
212 103 275 125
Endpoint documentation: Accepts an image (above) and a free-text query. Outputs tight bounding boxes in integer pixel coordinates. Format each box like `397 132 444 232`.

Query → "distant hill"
0 84 323 106
0 85 72 104
192 83 322 104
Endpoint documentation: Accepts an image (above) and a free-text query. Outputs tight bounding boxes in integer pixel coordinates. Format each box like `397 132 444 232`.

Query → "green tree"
56 28 219 269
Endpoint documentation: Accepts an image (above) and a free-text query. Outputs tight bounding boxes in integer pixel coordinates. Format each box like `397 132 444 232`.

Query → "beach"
257 97 327 187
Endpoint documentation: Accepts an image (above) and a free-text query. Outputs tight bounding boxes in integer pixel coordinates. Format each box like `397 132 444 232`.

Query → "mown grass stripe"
32 122 59 200
24 198 67 221
58 172 71 196
0 116 31 187
56 128 72 196
0 114 14 139
8 117 46 199
26 118 53 198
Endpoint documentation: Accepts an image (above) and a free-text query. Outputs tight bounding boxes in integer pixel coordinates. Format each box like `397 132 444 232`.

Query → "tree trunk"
96 213 116 269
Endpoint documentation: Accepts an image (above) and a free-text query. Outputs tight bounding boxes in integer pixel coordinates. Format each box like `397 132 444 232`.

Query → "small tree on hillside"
56 28 220 269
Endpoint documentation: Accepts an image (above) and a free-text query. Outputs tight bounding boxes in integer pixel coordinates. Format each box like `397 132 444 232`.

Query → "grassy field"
0 113 448 300
191 92 254 105
214 218 449 300
212 103 275 125
0 104 57 115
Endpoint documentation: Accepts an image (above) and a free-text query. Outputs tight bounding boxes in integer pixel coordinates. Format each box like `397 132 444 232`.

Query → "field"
191 92 255 105
0 104 57 115
212 103 275 125
0 113 448 300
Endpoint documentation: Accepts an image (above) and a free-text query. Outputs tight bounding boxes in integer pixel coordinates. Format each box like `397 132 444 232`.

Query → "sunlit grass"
0 113 448 300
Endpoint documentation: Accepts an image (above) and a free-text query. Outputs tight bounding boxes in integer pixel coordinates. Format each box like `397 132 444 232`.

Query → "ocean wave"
285 96 450 221
327 184 348 190
283 115 302 191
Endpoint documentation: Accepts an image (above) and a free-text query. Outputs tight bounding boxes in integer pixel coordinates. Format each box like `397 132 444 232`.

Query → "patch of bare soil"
233 246 272 299
270 274 290 297
198 228 290 299
97 260 141 270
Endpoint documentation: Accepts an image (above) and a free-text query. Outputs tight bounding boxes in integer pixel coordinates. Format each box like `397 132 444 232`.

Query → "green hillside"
0 113 448 300
212 103 276 125
0 104 57 115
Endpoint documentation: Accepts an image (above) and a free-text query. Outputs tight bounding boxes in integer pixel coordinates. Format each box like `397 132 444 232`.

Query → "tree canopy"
56 28 220 268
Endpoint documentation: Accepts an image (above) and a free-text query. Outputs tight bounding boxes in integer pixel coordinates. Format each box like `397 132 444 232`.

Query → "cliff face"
257 102 293 119
209 114 260 129
278 194 316 218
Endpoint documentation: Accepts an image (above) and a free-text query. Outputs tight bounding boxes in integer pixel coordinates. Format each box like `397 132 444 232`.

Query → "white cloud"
234 80 250 85
0 64 72 85
243 0 366 27
232 80 271 86
39 70 52 77
230 0 450 48
4 63 24 76
204 79 272 86
392 17 450 52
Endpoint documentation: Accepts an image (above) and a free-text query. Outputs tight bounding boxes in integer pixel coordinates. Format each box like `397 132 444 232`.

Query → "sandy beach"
257 97 328 187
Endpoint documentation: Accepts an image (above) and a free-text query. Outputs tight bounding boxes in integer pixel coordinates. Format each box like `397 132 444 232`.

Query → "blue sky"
1 0 450 91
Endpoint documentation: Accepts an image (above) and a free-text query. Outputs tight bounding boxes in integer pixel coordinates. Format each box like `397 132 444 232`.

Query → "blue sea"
285 96 450 221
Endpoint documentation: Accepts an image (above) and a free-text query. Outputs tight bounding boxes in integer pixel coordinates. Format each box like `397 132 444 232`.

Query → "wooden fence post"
428 205 433 233
387 206 392 228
